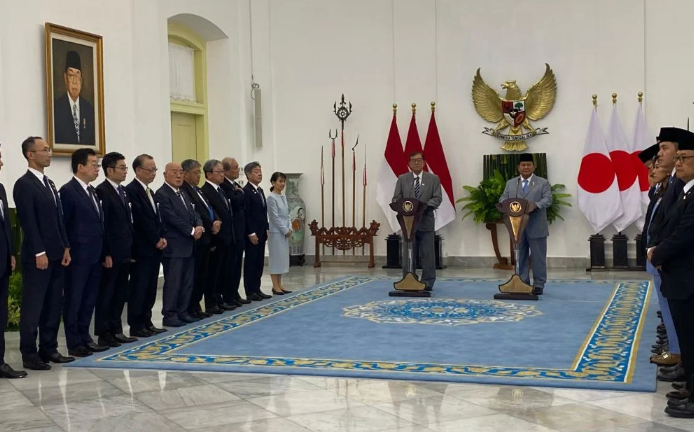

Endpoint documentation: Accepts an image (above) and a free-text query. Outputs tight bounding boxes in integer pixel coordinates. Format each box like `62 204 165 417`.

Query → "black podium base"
493 293 539 301
389 290 431 297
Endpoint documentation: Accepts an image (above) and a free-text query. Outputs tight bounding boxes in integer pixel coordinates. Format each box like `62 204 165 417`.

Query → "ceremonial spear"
334 94 352 229
328 129 337 255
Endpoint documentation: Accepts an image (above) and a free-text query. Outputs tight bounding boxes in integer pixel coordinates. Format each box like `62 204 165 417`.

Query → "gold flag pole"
362 140 367 255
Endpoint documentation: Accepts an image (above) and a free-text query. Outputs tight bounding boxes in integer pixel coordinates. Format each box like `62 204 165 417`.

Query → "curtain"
168 43 196 102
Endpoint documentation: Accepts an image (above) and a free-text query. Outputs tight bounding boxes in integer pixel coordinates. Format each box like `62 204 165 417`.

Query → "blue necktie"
198 187 214 220
522 179 528 194
414 176 421 199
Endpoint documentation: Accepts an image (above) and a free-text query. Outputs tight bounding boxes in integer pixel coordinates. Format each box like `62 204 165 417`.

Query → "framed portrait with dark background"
45 22 105 156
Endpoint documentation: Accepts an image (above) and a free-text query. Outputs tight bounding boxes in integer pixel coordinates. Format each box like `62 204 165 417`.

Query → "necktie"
176 190 192 218
72 103 80 143
117 185 126 204
258 186 266 207
414 176 421 199
218 186 229 209
0 199 4 221
43 176 56 203
522 179 528 194
87 186 100 213
197 187 214 220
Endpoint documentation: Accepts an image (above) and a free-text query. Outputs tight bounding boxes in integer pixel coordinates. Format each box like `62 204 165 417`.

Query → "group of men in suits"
638 127 694 418
0 136 272 379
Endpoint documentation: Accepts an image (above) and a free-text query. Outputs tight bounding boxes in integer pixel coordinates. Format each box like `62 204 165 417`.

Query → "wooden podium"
494 198 538 300
389 198 430 297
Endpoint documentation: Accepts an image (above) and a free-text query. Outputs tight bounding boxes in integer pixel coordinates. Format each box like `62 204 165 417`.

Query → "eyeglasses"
410 158 424 163
87 162 101 168
30 148 52 155
212 170 225 174
115 166 128 171
170 170 183 175
674 155 694 163
139 167 158 173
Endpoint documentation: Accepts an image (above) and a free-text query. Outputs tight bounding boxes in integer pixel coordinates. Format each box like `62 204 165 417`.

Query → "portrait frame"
45 22 105 156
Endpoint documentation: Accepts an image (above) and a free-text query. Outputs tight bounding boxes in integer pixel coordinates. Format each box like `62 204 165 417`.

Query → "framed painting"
45 22 105 156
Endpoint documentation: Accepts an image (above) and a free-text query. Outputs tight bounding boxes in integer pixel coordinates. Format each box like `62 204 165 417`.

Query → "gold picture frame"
45 22 105 156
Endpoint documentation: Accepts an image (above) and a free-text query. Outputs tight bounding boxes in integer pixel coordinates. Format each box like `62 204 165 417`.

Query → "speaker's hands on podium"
527 202 537 213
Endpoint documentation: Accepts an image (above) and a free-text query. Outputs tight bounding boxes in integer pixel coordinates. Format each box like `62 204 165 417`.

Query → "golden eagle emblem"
510 201 522 213
472 63 557 151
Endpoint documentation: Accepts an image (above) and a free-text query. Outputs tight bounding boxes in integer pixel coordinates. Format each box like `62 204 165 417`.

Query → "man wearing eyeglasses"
648 131 694 418
59 148 108 357
392 152 442 291
53 50 95 145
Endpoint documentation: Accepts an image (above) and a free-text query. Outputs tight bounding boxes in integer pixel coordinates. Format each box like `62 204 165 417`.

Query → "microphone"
514 177 520 199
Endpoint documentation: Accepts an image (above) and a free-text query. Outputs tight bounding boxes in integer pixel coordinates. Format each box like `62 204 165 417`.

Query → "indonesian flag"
577 108 623 233
404 109 427 171
606 105 642 232
424 107 455 231
376 110 408 232
631 104 653 207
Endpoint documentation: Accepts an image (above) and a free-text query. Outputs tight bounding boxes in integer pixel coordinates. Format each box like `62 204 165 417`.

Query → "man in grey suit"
499 153 552 295
392 152 442 291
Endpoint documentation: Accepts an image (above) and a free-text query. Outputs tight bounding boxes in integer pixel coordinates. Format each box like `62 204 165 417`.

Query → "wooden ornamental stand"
309 221 380 268
389 198 430 297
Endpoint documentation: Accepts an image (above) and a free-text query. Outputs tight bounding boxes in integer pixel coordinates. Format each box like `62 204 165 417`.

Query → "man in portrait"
54 50 95 145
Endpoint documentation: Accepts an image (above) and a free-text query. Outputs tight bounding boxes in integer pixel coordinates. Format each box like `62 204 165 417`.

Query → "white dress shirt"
136 178 156 212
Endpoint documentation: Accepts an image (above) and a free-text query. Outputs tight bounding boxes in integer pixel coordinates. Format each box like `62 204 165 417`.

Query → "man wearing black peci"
126 154 167 337
221 157 250 305
181 159 220 318
95 152 138 344
13 136 74 370
242 161 271 301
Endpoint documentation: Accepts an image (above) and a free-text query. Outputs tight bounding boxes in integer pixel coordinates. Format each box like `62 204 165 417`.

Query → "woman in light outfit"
267 172 293 295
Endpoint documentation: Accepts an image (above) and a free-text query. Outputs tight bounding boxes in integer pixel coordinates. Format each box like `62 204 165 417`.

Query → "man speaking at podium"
392 151 442 291
499 153 552 295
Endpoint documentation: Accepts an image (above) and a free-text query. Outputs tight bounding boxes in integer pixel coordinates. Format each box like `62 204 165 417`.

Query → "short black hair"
71 148 96 174
181 159 201 172
409 151 425 161
133 154 153 171
102 152 126 176
21 136 43 160
203 159 222 178
244 161 261 176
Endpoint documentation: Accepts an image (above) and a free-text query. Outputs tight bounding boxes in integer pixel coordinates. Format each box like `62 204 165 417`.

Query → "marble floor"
1 264 692 432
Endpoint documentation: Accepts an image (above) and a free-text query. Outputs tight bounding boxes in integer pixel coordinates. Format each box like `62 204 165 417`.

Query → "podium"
389 198 430 297
494 198 538 301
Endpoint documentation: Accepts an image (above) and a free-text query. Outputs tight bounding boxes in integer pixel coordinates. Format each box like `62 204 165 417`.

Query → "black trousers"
189 244 211 312
19 260 64 360
207 245 228 308
406 230 436 288
669 296 694 391
0 270 9 364
63 262 102 349
162 256 194 321
228 241 244 300
128 255 160 331
243 238 265 295
95 261 129 336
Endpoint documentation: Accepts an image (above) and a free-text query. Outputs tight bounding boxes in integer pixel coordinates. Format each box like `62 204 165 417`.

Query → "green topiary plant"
456 169 572 224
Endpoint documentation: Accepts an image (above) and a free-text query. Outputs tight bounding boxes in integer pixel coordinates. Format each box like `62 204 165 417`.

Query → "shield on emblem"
502 100 526 128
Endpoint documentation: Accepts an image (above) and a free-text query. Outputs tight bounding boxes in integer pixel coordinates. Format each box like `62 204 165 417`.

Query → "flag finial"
592 94 597 109
638 92 643 103
392 103 397 114
612 93 617 105
430 101 436 113
411 103 416 114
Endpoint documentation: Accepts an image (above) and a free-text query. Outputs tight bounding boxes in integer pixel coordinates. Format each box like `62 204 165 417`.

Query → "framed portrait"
45 22 105 156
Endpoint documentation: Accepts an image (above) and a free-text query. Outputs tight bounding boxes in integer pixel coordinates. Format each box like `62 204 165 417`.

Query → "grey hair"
181 159 201 172
244 161 261 175
203 159 222 176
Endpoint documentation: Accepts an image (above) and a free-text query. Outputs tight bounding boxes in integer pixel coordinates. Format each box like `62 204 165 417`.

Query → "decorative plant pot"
285 173 306 266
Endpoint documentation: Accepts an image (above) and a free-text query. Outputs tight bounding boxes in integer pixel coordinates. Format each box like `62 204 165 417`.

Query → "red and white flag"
577 108 623 233
606 105 642 232
631 104 653 207
404 109 427 171
424 107 455 231
376 109 408 232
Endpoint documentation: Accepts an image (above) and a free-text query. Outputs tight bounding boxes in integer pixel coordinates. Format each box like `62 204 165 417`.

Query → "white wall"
1 0 692 260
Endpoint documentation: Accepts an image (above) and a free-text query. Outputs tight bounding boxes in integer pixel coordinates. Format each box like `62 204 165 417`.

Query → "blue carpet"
68 276 658 391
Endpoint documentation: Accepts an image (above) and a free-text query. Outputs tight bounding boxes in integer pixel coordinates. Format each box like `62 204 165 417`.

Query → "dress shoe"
661 363 681 373
220 303 237 311
163 319 186 327
148 326 167 334
658 367 685 382
179 313 200 324
206 306 224 315
258 292 272 299
533 287 544 295
651 352 681 366
657 324 665 331
68 346 92 358
98 334 121 348
248 293 264 301
281 289 293 294
424 286 433 292
667 389 690 400
130 328 154 338
673 381 686 390
237 298 251 305
86 342 109 352
0 363 27 379
39 352 75 364
22 358 50 371
272 289 285 295
665 400 694 418
114 333 137 343
197 310 213 318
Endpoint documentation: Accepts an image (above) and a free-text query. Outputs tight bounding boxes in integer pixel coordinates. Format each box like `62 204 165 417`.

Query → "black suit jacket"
181 182 217 247
640 185 659 255
126 179 163 260
96 180 134 263
59 178 104 265
650 186 694 300
0 184 14 278
243 183 269 242
155 184 202 259
648 175 685 248
221 178 246 242
202 182 234 247
53 94 96 145
13 171 69 262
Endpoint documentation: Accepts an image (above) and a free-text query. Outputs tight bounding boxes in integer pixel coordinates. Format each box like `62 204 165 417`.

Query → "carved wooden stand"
486 221 514 270
308 220 380 268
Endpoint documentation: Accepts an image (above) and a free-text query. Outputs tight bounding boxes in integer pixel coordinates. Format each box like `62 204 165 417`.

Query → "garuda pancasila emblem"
472 63 557 151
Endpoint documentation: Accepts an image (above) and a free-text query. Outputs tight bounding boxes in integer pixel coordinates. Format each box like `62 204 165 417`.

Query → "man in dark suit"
202 159 237 313
13 136 74 370
53 51 95 145
0 145 26 379
181 159 220 318
648 133 694 418
127 155 167 336
156 162 203 327
59 148 109 357
392 152 443 291
242 161 271 301
221 157 250 305
94 152 138 344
